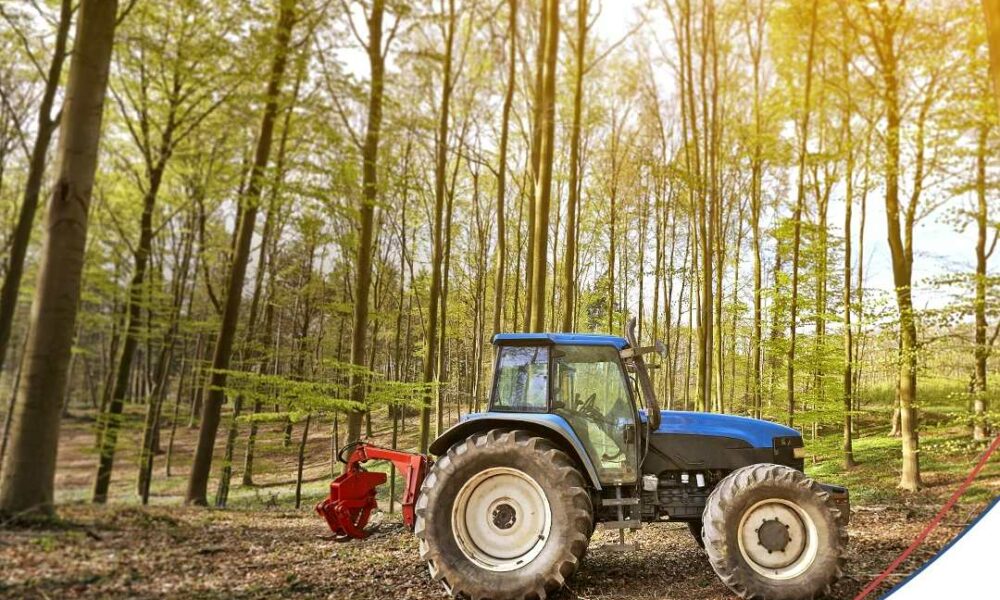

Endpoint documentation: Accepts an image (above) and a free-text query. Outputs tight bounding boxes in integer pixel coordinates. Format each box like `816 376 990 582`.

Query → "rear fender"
428 413 603 490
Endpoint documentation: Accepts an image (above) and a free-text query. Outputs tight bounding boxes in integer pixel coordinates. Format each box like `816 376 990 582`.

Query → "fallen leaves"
0 499 990 599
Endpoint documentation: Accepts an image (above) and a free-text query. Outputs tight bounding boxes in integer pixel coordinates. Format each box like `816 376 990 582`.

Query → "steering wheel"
572 393 625 461
578 393 606 424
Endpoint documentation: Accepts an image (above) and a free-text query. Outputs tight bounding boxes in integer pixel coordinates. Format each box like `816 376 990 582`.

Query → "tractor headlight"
772 436 805 467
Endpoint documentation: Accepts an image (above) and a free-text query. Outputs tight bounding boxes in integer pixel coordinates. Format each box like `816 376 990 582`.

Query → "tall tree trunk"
347 0 390 446
671 229 689 411
420 0 456 454
708 0 722 415
437 177 457 437
728 204 745 414
0 0 73 378
524 0 549 329
695 1 714 414
185 0 296 505
528 0 559 332
560 0 586 332
663 190 677 405
786 0 818 429
813 177 830 440
972 122 992 441
882 30 921 491
0 0 118 516
137 341 175 503
493 0 517 336
609 161 618 335
471 170 487 412
242 82 296 485
743 0 765 420
852 145 870 416
842 17 856 467
768 244 785 409
842 150 856 468
188 334 208 428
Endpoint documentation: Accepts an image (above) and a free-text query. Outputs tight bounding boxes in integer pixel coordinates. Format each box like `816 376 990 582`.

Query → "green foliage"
219 364 435 424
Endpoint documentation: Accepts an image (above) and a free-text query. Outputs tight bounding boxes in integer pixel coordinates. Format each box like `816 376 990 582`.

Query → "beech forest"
0 1 998 598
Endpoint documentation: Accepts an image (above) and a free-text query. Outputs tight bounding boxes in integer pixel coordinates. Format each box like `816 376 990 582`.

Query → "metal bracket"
619 340 666 360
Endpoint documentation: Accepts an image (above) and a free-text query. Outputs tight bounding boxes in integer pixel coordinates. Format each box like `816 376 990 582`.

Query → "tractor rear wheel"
414 429 593 600
702 464 846 600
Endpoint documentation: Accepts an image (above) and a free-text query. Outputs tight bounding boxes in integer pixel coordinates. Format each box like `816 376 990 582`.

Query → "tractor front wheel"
414 429 593 600
702 464 846 600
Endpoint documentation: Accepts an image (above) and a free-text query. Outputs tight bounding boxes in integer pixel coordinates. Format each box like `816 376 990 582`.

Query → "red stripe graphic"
853 433 1000 600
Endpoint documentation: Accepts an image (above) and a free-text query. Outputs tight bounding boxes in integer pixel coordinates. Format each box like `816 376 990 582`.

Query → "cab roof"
491 332 629 350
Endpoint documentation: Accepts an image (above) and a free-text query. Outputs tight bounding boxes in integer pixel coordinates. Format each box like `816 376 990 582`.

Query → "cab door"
551 345 639 485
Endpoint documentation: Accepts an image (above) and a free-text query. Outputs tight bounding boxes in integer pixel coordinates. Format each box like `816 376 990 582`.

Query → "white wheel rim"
452 467 552 572
736 498 819 580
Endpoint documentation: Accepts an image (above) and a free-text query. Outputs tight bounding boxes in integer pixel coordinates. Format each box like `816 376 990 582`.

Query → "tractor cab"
488 333 644 486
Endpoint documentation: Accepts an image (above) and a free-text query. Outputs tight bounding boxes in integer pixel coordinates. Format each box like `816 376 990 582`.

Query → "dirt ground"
0 498 990 599
2 406 997 599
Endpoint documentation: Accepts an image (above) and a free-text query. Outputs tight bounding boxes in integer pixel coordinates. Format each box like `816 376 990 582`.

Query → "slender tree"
346 0 396 445
493 0 516 337
787 0 818 428
0 0 119 516
185 0 297 505
419 0 456 453
0 0 73 377
972 121 995 441
527 0 559 332
741 0 767 420
560 0 586 332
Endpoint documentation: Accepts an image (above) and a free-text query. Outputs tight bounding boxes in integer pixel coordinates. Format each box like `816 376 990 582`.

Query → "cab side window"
552 345 638 484
491 346 549 412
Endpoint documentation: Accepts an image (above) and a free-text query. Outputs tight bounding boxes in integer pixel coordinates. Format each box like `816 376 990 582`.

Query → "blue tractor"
319 319 849 600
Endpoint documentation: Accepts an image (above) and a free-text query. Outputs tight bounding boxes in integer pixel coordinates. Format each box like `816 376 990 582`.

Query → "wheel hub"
737 498 819 580
756 517 791 553
491 503 517 530
452 467 552 572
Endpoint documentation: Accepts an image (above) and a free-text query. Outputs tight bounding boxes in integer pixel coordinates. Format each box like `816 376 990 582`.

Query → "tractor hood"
639 410 800 449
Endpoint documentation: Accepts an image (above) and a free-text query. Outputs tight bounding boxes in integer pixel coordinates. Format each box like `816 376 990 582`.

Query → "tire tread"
702 463 847 600
414 429 593 600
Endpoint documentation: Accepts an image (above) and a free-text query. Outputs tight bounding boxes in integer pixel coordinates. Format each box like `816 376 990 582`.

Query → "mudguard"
428 412 604 490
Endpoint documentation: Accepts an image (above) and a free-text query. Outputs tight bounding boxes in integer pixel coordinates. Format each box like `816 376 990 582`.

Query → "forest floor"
1 394 998 599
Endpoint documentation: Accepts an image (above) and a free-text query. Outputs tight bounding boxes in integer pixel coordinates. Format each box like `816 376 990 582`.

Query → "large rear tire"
414 429 593 600
703 464 846 600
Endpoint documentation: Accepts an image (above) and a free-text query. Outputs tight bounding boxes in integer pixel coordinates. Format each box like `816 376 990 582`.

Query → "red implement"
315 442 431 539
